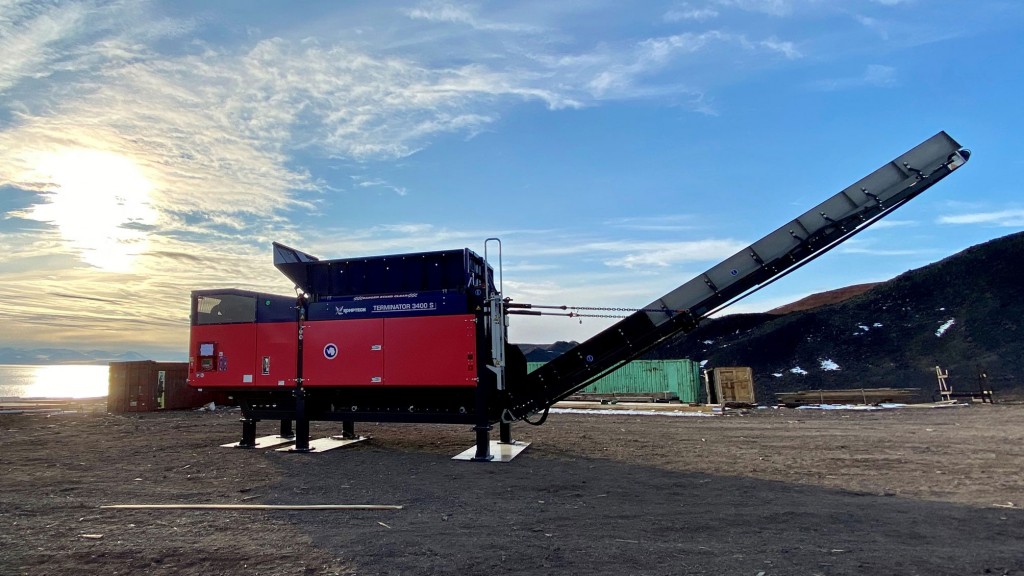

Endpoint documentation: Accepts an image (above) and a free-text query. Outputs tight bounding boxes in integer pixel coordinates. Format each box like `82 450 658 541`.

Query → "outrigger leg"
289 386 313 452
239 417 258 448
471 423 493 461
470 377 493 461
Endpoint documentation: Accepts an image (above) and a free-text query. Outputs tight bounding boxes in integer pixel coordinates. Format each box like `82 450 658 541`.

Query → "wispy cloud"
836 246 929 257
715 0 796 17
835 237 937 257
663 0 802 21
809 64 897 91
664 5 720 22
406 2 541 33
866 219 918 230
0 1 596 299
0 0 88 94
586 31 728 98
352 177 409 197
759 37 801 59
285 224 743 271
602 239 748 268
583 30 801 101
604 214 699 232
850 12 890 40
0 0 1000 353
0 227 292 351
938 209 1024 227
503 261 559 273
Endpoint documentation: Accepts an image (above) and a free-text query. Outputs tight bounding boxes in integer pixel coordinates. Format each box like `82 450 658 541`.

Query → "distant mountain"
646 231 1024 402
0 348 149 365
515 341 580 362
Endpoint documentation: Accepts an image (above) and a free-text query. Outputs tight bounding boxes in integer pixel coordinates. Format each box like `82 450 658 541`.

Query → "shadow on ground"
266 442 1023 576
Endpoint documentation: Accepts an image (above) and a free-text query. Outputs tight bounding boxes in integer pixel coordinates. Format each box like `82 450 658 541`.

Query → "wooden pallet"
775 388 919 406
553 401 714 413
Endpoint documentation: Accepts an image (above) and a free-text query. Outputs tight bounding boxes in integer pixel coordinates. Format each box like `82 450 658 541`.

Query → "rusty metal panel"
106 363 127 413
158 362 197 410
108 361 158 412
109 361 230 412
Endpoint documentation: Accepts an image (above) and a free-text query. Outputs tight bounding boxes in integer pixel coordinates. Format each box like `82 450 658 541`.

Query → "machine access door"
254 322 297 387
302 318 384 386
383 315 478 387
189 291 258 388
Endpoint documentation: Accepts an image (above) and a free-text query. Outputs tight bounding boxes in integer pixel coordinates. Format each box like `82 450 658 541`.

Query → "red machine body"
188 290 297 389
299 315 477 387
188 248 492 398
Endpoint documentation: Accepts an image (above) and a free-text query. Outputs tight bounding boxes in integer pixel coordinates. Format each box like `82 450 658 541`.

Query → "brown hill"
768 283 882 315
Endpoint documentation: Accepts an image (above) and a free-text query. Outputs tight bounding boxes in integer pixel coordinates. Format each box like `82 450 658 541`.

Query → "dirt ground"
1 403 1022 576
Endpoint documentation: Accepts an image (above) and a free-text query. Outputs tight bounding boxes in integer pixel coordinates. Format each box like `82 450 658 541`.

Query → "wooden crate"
712 367 755 403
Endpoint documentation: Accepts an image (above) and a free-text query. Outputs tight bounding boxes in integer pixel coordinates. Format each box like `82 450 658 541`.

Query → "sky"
1 0 1022 360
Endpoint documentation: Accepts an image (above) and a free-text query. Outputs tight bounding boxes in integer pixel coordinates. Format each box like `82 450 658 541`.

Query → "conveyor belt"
503 132 970 422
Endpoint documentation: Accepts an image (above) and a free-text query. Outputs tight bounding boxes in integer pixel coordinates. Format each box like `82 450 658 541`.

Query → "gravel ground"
1 403 1022 575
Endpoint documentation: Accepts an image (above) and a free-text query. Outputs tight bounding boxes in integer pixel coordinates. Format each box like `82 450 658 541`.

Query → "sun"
26 148 158 272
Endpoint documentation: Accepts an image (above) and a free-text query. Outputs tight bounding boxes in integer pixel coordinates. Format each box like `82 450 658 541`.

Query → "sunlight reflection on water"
0 365 108 398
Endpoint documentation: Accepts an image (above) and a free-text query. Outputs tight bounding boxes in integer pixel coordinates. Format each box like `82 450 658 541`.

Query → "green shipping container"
526 359 700 403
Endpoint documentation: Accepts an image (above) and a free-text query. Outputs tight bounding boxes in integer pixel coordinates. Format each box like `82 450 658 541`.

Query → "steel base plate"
221 435 295 449
452 440 531 462
276 435 369 453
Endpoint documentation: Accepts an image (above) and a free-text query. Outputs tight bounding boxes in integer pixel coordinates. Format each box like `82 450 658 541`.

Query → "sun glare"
26 148 157 272
23 365 109 398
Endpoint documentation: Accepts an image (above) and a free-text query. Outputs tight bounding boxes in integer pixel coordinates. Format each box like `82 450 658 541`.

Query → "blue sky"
1 0 1021 359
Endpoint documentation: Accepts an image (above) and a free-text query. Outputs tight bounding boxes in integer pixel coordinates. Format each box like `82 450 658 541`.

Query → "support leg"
342 420 355 439
472 424 493 461
239 418 258 448
499 421 512 444
471 375 493 461
292 387 312 452
294 418 310 451
279 419 294 439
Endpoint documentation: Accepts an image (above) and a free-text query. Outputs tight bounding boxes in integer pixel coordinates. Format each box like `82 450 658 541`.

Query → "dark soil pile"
647 231 1024 402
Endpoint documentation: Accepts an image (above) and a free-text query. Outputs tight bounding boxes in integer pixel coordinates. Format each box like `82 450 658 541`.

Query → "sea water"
0 364 109 399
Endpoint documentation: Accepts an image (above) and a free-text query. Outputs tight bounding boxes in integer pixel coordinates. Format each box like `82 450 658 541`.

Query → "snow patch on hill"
935 318 956 337
820 359 841 371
